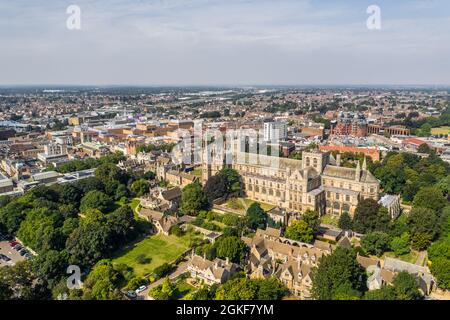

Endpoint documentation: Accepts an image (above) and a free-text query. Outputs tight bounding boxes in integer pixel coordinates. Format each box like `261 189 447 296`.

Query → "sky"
0 0 450 86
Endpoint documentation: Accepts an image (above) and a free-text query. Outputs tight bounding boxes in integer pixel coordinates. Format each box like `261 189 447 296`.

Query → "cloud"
0 0 449 85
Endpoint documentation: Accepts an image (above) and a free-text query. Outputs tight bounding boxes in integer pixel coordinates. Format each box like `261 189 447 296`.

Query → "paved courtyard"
0 240 26 267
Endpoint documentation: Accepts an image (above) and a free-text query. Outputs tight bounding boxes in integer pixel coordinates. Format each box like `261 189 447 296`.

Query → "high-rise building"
263 121 287 142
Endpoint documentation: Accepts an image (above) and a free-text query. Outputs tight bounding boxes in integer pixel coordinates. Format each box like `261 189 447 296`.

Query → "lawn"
320 214 339 227
383 251 419 264
129 198 141 212
243 198 276 212
431 126 450 135
112 234 190 277
174 280 196 300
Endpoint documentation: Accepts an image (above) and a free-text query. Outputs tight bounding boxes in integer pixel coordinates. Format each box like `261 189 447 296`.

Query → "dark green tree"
311 247 366 300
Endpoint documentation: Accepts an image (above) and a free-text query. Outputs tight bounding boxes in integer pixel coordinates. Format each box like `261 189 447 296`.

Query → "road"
136 260 189 300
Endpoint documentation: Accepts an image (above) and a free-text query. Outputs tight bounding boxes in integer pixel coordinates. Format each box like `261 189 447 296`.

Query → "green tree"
302 209 320 232
203 174 228 203
130 179 149 197
80 190 113 213
338 211 353 230
407 207 439 250
390 232 411 256
284 220 314 243
246 203 267 230
82 261 123 300
413 187 447 212
352 198 387 233
311 247 366 300
392 271 423 300
364 285 396 300
430 258 450 290
215 236 248 264
361 231 390 256
219 168 241 193
181 182 208 216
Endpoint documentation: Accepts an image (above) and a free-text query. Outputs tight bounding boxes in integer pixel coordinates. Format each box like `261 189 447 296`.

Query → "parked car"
135 286 147 294
19 249 28 256
9 241 18 247
126 290 137 299
0 254 11 262
13 245 23 251
24 253 32 259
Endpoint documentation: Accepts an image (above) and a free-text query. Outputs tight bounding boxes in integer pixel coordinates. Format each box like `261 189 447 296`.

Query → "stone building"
242 228 332 299
202 140 380 217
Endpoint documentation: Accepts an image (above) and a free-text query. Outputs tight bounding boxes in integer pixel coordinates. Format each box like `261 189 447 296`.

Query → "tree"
338 211 353 230
114 184 129 201
130 179 149 197
361 231 390 256
0 261 49 300
284 220 314 243
214 277 288 300
215 236 248 264
392 271 423 300
80 190 113 213
66 223 111 268
430 258 450 290
417 143 433 154
302 210 320 232
311 247 366 300
203 174 228 203
352 198 383 233
246 203 267 230
107 205 136 243
181 182 208 216
412 187 447 212
428 239 450 290
31 250 67 288
17 208 63 253
143 171 156 180
219 168 241 193
94 163 127 186
149 277 175 300
82 261 123 300
0 201 29 234
55 184 83 206
390 232 411 256
407 207 438 250
364 285 396 300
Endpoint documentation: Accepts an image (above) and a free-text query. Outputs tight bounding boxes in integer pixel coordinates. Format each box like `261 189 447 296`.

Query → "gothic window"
345 195 350 202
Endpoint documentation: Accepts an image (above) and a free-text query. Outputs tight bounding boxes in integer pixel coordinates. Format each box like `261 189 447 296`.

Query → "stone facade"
202 144 380 217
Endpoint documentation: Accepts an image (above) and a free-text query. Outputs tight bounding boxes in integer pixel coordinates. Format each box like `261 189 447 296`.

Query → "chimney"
336 153 341 167
225 257 229 265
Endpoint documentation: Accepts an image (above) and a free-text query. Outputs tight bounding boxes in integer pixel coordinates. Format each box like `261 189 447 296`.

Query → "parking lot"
0 240 27 267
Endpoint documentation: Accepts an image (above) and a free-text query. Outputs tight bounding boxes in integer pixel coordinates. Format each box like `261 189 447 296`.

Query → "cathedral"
201 140 380 217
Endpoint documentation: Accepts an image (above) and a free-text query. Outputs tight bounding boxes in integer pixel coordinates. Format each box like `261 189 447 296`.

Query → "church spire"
362 157 367 171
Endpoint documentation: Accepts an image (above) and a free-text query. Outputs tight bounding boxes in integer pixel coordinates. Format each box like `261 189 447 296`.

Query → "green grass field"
243 198 276 211
112 234 190 277
320 214 339 227
383 251 419 264
431 126 450 135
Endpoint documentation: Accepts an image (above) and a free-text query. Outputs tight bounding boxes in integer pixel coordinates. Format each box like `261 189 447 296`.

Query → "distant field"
112 234 190 277
431 126 450 135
